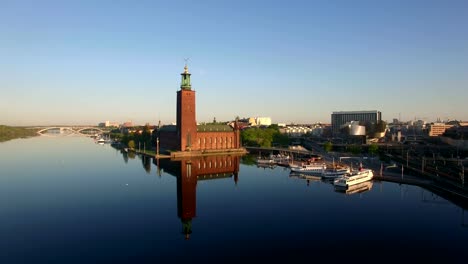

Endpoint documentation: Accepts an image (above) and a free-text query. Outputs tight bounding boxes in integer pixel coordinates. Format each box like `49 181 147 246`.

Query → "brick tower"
176 64 197 151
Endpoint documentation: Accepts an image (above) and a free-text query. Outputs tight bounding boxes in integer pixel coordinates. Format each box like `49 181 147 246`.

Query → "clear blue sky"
1 0 467 126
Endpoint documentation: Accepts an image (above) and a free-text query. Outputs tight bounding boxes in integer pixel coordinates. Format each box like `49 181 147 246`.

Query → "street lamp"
156 137 160 157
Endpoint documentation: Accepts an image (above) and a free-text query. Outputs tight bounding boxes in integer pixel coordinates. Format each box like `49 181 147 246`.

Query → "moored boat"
321 167 351 179
333 168 373 187
256 157 275 165
290 162 327 174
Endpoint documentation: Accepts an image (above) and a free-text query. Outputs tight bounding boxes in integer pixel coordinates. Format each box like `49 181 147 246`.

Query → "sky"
1 0 467 126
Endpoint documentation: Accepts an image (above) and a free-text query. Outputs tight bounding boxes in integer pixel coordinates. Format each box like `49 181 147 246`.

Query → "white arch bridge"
36 127 107 137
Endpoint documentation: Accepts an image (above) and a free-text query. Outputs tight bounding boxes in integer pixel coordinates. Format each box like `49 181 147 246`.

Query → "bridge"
36 126 106 136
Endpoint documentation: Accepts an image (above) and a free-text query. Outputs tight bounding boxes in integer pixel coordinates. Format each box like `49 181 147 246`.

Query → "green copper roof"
197 124 233 132
180 65 191 90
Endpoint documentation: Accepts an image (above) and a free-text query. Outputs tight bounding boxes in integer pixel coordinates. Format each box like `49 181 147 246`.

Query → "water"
0 136 467 263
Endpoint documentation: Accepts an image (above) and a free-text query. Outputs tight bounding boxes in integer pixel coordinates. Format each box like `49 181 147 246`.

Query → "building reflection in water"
154 155 241 240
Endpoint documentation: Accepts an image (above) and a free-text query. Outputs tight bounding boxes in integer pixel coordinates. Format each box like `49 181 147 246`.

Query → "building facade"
331 110 382 135
158 65 242 153
428 123 454 137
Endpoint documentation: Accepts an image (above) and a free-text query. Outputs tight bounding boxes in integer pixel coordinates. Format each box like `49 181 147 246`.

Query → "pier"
245 146 316 158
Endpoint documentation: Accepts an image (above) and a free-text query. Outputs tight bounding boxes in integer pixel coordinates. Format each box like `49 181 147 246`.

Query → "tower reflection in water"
154 155 241 240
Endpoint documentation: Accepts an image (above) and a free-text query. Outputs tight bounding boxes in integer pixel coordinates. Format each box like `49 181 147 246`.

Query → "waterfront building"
331 110 382 136
158 65 243 155
246 117 271 126
428 123 454 137
99 121 119 127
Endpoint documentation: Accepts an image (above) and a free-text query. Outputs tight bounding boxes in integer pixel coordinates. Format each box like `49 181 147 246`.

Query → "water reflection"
335 181 373 194
289 172 321 187
142 156 151 174
154 155 241 239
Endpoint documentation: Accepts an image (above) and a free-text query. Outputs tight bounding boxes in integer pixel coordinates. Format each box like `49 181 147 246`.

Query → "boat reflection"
256 163 277 169
289 172 322 181
334 181 373 195
289 172 323 187
154 155 241 240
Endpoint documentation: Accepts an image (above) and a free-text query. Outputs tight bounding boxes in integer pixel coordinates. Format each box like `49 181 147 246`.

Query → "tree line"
240 125 289 148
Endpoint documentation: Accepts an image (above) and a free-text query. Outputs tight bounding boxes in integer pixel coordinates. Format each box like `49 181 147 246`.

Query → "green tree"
349 144 361 155
128 140 135 149
324 141 333 152
368 143 379 156
141 124 153 148
375 120 387 133
240 126 287 147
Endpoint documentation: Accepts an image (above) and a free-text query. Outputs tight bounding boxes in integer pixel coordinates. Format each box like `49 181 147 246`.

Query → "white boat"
256 157 275 165
257 163 277 169
290 162 327 174
321 167 351 179
272 153 291 166
96 138 105 145
333 168 373 187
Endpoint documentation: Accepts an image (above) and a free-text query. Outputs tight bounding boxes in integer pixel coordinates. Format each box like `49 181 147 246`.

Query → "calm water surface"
1 136 467 263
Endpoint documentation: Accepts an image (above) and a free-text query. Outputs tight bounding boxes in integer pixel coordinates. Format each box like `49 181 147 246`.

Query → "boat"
257 163 277 169
321 157 349 179
256 153 290 166
256 157 275 165
321 167 351 179
96 138 105 145
290 162 327 174
272 153 291 166
333 167 373 188
255 152 275 165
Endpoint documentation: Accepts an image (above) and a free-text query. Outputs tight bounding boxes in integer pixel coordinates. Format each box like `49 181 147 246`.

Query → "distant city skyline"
1 0 468 126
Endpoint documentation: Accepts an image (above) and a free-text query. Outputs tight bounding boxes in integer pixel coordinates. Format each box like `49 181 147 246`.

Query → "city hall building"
158 65 245 156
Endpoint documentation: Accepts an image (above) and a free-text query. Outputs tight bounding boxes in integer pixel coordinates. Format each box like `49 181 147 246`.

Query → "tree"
375 120 387 133
240 126 288 147
141 124 152 148
324 141 333 152
128 140 135 149
349 144 361 155
368 143 378 156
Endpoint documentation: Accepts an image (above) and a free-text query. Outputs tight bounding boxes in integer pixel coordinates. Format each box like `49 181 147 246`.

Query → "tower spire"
180 61 191 90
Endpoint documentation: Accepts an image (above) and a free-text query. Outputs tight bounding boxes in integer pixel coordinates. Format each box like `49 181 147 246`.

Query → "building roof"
158 125 177 132
332 110 380 114
197 124 233 132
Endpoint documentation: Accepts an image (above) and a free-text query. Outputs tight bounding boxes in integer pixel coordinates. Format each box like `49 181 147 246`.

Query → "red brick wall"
177 90 197 151
196 131 240 150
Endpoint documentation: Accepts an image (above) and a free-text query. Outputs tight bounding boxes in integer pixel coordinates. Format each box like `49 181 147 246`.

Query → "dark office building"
331 110 382 135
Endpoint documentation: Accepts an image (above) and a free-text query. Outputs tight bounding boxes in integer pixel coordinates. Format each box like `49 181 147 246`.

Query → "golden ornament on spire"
184 64 189 74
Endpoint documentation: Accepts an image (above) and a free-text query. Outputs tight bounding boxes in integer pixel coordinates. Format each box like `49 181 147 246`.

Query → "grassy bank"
0 125 39 142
